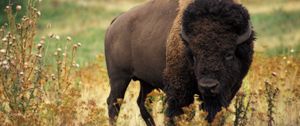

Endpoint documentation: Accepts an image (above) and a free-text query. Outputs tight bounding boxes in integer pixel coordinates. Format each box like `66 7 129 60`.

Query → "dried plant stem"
264 81 279 126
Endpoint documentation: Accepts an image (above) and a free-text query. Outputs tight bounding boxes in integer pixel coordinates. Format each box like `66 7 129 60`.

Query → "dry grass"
0 1 106 125
77 53 300 126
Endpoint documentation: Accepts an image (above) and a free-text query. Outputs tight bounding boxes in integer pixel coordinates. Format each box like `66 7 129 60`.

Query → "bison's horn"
180 26 190 42
237 21 252 45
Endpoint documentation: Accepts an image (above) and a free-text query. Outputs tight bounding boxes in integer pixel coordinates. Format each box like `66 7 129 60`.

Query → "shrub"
0 0 107 125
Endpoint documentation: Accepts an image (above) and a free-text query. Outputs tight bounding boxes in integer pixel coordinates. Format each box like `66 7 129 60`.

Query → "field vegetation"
0 0 299 125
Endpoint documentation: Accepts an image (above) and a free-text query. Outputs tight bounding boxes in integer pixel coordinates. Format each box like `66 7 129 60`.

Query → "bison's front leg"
164 95 195 125
163 62 196 125
164 72 195 125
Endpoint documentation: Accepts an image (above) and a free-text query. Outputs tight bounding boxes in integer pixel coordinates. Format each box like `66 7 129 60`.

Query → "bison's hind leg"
137 81 156 126
107 73 131 125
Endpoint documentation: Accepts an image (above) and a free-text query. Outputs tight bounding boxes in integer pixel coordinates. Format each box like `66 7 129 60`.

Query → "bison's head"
181 0 255 122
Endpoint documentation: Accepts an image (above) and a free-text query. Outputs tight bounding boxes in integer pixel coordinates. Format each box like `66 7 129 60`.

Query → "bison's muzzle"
198 78 221 95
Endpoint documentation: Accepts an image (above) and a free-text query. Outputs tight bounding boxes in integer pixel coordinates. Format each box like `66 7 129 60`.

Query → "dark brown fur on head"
181 0 255 122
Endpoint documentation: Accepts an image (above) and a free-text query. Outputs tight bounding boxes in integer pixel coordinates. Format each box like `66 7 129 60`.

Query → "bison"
104 0 255 125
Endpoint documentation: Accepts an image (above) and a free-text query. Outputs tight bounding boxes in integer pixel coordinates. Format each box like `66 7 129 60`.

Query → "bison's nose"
198 79 220 95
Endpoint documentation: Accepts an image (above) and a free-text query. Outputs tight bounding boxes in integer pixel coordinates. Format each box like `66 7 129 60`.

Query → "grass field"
0 0 300 125
36 0 143 65
35 0 300 64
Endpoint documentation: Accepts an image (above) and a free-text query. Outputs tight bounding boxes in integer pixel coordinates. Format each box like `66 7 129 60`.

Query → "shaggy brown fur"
163 0 195 117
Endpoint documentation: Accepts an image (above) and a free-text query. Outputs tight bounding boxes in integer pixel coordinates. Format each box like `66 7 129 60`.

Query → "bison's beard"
200 94 230 123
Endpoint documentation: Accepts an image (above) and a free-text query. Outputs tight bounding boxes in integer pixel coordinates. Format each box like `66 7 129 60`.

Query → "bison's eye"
225 53 234 60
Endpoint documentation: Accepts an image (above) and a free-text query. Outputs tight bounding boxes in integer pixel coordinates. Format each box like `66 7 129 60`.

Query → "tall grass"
78 54 299 126
108 54 300 126
0 1 107 125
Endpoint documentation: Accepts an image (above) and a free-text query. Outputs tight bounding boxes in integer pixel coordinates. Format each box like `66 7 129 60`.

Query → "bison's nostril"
198 79 220 94
199 82 218 89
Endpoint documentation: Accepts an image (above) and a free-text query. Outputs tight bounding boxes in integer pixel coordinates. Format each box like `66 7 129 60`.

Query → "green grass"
35 0 134 65
31 0 300 64
250 8 300 56
252 9 300 37
265 42 300 57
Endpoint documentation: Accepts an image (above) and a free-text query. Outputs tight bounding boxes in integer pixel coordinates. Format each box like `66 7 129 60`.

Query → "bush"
0 0 107 125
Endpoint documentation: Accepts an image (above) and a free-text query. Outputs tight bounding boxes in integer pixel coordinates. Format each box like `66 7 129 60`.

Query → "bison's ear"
237 21 252 45
235 32 255 78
